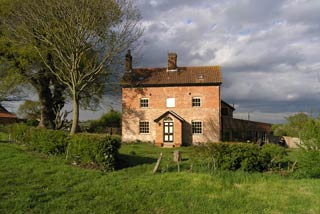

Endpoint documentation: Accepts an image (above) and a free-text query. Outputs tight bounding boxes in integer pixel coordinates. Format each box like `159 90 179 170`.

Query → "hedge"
5 124 69 155
195 142 288 172
5 124 121 171
68 134 121 171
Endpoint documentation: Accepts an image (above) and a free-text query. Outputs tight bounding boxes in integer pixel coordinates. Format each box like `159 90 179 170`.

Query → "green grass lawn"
0 131 9 141
1 143 320 214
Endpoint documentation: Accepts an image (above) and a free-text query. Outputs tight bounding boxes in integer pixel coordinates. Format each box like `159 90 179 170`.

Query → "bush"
295 119 320 178
6 124 69 155
87 110 121 133
27 129 70 155
4 123 31 143
195 143 288 173
68 134 121 171
295 151 320 178
6 124 121 171
259 144 288 170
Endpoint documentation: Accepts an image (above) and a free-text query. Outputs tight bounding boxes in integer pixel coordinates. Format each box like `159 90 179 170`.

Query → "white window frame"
139 121 150 134
192 97 201 107
140 98 149 108
166 98 175 108
192 120 203 134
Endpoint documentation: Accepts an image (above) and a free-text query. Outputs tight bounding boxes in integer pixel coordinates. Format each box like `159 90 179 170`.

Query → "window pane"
139 121 149 134
192 121 202 134
140 98 149 108
192 97 201 107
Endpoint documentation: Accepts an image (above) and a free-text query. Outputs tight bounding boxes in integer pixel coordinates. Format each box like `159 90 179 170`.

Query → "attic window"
198 75 204 80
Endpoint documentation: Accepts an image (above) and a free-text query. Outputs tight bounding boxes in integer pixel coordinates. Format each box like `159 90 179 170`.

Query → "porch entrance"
164 117 174 143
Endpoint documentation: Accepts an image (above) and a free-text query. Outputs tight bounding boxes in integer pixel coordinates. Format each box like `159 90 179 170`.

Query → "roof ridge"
132 65 220 70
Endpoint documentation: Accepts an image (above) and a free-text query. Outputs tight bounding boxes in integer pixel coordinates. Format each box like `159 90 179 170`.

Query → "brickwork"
122 85 221 145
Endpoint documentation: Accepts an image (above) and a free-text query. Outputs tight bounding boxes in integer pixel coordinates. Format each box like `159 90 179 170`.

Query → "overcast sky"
123 0 320 123
6 0 320 124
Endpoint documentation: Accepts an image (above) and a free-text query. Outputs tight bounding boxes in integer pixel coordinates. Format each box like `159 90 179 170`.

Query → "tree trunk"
70 91 79 135
36 78 55 129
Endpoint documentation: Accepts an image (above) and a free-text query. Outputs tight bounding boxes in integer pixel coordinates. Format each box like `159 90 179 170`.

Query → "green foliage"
260 144 288 169
4 123 31 143
27 129 70 155
300 118 320 151
5 0 142 134
272 112 310 137
18 100 40 120
195 143 288 172
0 131 8 141
87 110 121 133
0 0 66 128
6 124 69 155
99 110 121 127
5 124 121 170
69 134 121 171
295 118 320 178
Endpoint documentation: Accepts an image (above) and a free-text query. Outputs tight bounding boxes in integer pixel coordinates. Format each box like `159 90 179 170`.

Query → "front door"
164 117 174 143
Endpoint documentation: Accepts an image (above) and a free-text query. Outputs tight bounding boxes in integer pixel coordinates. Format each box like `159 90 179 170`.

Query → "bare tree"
6 0 142 134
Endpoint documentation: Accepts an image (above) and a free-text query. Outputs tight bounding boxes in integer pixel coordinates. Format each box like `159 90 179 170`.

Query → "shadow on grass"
116 154 157 170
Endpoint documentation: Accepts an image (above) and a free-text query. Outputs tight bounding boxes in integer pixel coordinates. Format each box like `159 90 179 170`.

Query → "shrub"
6 124 69 155
295 119 320 178
6 124 122 171
87 110 121 133
68 134 121 171
195 142 288 173
4 123 31 143
27 129 70 155
259 143 288 170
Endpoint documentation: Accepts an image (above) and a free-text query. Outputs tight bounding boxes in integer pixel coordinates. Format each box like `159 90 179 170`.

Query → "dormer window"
192 97 201 107
140 98 149 108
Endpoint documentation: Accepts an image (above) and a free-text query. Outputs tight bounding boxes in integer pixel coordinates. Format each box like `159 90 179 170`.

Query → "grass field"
0 131 9 141
1 142 320 214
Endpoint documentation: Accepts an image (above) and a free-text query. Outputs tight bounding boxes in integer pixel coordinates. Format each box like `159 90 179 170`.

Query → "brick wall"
122 85 221 145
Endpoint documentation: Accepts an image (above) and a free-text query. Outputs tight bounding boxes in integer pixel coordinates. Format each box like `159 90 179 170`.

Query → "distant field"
1 143 320 214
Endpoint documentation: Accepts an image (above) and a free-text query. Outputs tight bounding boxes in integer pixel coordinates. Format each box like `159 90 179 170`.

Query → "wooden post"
153 153 163 174
173 150 181 162
173 151 181 173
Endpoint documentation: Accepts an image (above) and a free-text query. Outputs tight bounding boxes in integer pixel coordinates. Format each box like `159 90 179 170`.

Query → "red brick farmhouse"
121 51 272 147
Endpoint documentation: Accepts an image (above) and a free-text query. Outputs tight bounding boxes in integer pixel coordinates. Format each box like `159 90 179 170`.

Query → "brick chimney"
167 53 177 71
125 49 132 72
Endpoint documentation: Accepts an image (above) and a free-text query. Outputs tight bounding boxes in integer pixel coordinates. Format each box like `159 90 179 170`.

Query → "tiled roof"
0 104 16 118
0 112 17 119
122 66 222 87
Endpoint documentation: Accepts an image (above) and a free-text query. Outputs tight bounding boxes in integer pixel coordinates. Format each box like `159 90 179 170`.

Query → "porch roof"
154 111 185 123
